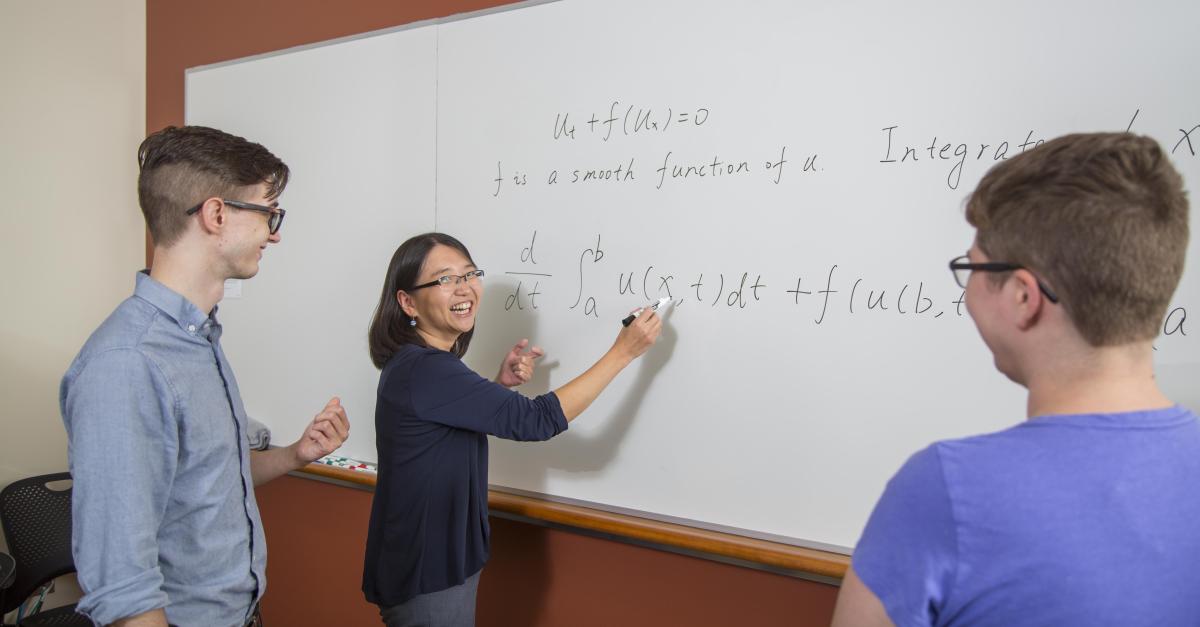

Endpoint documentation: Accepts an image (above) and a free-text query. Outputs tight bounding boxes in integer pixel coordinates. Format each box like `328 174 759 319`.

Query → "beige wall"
0 0 145 614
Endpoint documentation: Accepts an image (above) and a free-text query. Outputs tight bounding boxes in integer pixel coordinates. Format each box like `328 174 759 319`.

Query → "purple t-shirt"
853 406 1200 627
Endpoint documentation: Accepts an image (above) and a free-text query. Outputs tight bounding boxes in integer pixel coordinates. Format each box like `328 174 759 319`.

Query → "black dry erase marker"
621 297 670 327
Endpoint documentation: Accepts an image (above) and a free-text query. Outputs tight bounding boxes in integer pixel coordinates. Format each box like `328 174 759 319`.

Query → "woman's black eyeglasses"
409 270 486 291
186 199 286 234
949 255 1059 303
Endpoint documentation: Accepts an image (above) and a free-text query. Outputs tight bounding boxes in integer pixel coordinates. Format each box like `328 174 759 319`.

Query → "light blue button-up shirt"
61 272 266 627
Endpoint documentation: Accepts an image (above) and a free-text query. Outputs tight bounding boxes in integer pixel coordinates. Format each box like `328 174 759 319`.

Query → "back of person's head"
138 125 289 247
966 132 1189 346
368 232 477 368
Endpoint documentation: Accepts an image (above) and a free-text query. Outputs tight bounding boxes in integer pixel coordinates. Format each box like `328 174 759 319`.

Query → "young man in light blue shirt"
61 126 351 627
833 133 1200 626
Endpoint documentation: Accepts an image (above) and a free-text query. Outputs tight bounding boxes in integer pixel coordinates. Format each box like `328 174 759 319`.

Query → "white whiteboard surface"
187 27 439 465
187 0 1199 551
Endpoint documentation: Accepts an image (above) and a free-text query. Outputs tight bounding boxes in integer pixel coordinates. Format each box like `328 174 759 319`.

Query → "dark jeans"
379 570 481 627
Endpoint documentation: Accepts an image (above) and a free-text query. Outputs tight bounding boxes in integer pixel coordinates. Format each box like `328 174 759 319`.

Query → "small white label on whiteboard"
223 279 243 299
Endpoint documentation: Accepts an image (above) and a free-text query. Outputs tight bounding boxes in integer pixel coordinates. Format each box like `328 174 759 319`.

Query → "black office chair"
0 473 90 627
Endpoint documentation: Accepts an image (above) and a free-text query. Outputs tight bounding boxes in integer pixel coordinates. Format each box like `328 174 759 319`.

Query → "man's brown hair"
966 132 1188 346
137 126 289 247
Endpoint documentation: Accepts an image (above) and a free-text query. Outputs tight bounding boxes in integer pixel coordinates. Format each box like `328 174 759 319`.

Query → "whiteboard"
188 0 1200 551
187 26 438 465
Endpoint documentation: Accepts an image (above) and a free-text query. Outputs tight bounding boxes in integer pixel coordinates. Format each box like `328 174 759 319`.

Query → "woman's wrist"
605 344 636 368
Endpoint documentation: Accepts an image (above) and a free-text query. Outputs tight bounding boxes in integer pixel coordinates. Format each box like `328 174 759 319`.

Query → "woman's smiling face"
399 243 483 351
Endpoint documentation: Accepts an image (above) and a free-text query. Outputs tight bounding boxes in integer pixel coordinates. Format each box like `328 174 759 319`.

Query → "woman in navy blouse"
363 232 662 626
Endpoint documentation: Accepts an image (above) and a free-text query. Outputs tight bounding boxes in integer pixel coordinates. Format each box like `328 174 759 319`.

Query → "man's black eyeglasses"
186 199 286 234
949 255 1059 303
409 270 486 291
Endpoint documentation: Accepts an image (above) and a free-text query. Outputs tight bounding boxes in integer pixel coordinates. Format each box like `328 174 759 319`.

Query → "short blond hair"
966 133 1188 346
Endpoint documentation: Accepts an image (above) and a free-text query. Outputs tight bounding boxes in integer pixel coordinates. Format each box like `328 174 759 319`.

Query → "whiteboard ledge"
295 462 850 579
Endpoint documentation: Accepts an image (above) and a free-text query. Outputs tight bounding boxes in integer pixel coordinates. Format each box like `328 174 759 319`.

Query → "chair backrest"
0 473 74 616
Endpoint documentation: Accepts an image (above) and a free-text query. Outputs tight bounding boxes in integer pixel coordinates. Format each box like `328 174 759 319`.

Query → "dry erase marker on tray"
622 297 671 327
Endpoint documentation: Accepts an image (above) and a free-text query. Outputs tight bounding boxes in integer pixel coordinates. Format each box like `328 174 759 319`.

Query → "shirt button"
188 324 197 333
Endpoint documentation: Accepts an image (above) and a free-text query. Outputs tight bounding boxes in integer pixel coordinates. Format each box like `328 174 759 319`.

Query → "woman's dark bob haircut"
368 232 477 368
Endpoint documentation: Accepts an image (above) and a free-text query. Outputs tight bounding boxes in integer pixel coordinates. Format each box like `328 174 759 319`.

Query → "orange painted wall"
256 475 836 626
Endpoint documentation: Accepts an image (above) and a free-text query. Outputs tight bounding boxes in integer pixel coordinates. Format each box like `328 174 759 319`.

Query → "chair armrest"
0 550 13 626
0 551 15 591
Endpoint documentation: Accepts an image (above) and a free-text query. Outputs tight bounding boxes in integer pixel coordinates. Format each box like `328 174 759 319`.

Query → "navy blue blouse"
362 344 568 606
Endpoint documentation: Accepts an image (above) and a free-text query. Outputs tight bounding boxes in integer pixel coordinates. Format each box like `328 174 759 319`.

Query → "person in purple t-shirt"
832 133 1200 627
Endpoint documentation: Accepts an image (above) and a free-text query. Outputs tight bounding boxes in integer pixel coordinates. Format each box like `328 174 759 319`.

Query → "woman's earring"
409 318 417 327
